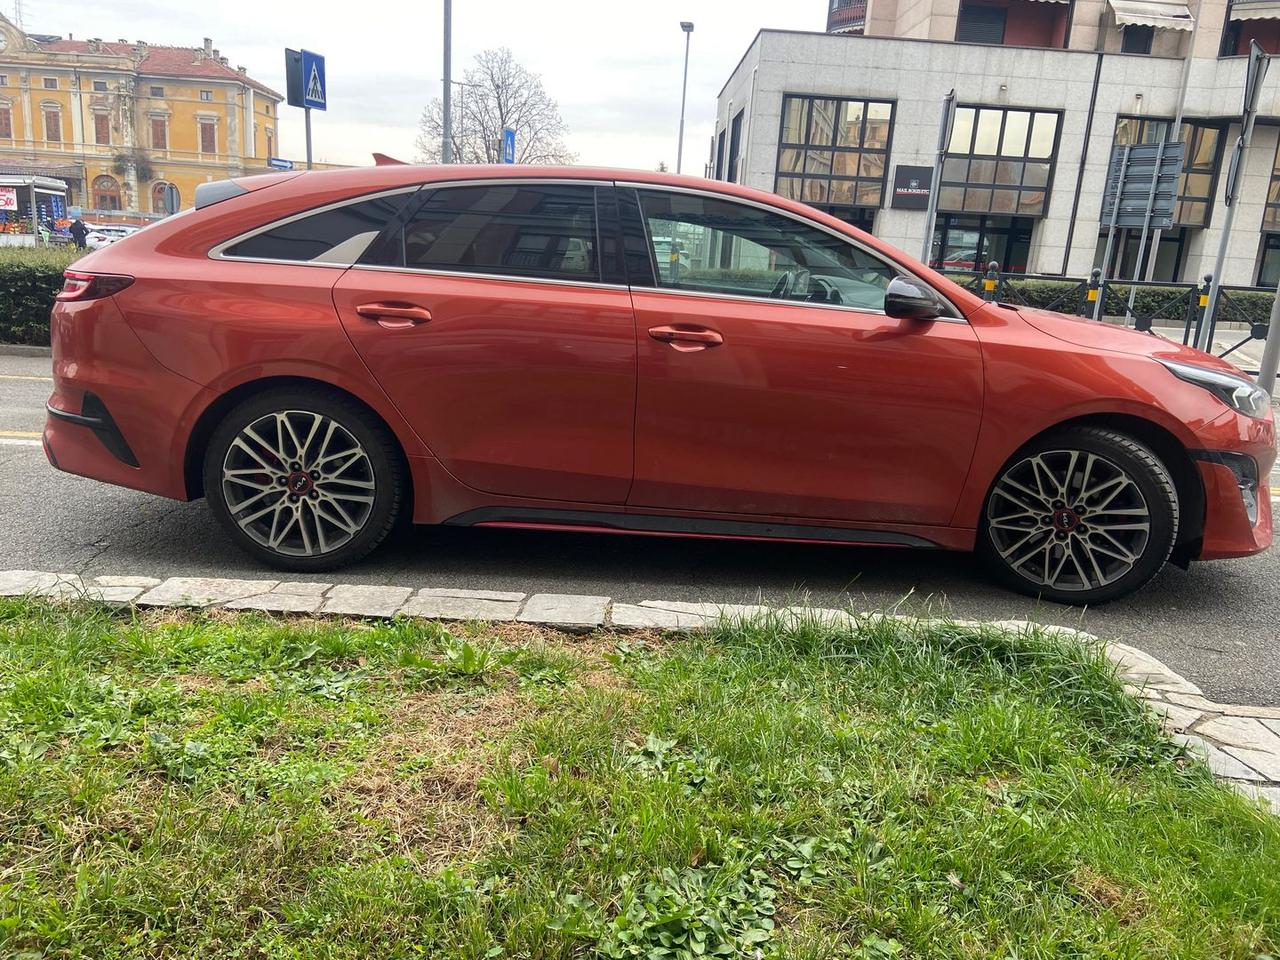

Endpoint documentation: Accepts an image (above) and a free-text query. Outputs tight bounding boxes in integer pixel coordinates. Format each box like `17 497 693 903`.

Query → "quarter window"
390 184 599 282
636 189 899 311
222 191 414 263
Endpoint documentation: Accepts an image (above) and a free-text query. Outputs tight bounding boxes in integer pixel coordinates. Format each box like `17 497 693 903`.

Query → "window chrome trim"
348 262 629 293
615 179 966 322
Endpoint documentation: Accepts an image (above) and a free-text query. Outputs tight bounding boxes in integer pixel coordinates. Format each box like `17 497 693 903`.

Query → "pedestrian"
69 217 88 250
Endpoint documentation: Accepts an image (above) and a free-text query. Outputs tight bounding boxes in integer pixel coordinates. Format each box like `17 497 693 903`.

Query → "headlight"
1159 360 1271 419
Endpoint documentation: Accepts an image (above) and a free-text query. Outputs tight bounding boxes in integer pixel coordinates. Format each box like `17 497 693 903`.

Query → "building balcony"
827 0 867 34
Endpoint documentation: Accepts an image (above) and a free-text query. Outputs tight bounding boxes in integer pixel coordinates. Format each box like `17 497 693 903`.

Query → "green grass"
1 599 1277 959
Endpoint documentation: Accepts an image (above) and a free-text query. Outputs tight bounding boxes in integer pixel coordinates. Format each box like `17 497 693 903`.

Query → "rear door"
332 180 637 504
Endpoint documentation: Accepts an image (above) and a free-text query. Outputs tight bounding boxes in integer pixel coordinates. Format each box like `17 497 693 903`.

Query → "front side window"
393 183 599 282
222 191 414 263
636 189 898 311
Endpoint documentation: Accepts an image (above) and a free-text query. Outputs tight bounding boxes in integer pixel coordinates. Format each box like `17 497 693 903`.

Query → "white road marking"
0 438 41 447
0 374 52 382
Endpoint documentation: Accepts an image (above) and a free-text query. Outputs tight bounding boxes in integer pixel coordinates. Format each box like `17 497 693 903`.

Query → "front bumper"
1190 411 1275 561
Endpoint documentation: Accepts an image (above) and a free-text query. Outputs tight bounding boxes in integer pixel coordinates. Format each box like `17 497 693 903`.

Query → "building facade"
0 15 282 221
716 0 1280 286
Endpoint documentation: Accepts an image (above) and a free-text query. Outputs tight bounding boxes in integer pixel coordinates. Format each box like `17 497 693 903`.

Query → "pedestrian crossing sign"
301 49 326 111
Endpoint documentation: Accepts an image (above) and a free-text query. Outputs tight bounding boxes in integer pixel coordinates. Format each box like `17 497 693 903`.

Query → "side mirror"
884 276 944 321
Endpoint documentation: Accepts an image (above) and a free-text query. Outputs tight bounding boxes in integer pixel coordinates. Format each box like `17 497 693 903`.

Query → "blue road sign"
268 157 295 171
502 127 516 164
301 49 327 111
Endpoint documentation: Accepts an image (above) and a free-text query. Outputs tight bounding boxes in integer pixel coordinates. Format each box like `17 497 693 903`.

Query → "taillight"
56 270 134 302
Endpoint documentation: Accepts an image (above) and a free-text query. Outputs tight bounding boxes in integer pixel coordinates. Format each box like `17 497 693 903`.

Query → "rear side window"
222 191 413 263
389 183 599 282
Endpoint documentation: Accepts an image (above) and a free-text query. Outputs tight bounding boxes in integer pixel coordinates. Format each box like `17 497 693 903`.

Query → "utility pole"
442 0 453 164
676 22 694 174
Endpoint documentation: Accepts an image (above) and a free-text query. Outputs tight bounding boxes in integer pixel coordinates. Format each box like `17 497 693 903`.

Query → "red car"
44 166 1273 604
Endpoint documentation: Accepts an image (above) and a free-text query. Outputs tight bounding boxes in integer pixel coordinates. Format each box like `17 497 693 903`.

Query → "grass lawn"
1 599 1277 959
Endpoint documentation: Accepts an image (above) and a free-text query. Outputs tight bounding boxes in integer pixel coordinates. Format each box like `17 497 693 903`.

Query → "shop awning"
1108 0 1195 29
1229 0 1280 20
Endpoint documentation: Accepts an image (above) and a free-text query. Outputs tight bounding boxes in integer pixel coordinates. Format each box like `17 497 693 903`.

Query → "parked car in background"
43 166 1274 604
84 224 141 249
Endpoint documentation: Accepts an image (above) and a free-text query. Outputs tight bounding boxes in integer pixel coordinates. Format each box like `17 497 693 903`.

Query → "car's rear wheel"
979 426 1179 605
203 387 405 571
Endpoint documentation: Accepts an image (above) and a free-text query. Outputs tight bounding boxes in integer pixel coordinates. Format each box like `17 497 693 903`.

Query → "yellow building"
0 14 283 219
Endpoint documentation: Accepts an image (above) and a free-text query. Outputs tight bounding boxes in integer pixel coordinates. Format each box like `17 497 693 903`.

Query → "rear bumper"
43 295 204 500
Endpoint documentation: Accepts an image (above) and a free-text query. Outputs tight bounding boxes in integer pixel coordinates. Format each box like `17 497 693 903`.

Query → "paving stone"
416 587 526 602
0 570 63 596
1220 744 1280 783
1265 719 1280 737
639 600 770 621
1231 782 1280 814
1174 733 1266 781
39 575 88 598
225 592 325 614
610 603 712 630
271 581 333 596
83 585 145 604
1105 643 1203 695
92 575 162 588
137 577 279 608
1196 715 1280 754
1147 700 1203 733
401 593 522 622
319 585 412 618
518 593 610 630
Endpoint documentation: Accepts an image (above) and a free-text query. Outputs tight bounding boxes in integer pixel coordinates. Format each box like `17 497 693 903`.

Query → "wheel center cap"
286 471 313 495
1052 508 1080 532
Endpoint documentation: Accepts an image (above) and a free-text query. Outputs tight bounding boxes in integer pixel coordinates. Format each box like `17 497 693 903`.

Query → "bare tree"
416 48 575 165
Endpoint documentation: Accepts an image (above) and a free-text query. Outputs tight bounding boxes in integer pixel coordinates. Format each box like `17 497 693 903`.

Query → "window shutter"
956 5 1007 44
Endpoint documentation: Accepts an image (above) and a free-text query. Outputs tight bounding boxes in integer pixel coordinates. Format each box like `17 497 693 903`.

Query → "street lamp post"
442 0 453 164
676 21 694 174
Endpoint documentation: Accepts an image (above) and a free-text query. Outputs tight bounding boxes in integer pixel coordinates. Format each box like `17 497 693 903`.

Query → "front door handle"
355 302 433 329
648 324 724 352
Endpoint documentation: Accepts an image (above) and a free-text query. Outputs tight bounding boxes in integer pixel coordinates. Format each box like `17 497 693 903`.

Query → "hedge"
0 248 83 345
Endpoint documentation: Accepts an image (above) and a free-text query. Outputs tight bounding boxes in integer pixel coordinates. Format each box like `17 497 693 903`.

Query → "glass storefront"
1113 116 1225 229
931 214 1033 273
1093 227 1188 283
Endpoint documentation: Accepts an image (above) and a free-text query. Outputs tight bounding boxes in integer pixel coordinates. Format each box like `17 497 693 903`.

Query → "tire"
203 387 406 572
978 426 1179 605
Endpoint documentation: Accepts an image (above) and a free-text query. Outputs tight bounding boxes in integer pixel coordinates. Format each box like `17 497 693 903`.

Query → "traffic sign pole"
305 107 313 171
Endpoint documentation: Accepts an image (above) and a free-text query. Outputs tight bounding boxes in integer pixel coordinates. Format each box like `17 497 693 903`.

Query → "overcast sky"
25 0 820 170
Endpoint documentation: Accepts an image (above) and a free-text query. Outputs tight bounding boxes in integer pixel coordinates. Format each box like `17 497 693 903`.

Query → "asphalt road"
3 351 1278 706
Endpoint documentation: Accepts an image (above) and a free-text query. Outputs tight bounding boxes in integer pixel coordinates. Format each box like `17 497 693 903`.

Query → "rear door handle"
355 302 432 329
648 324 724 351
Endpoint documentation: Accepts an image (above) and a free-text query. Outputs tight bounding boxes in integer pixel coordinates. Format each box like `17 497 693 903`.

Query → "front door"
626 187 984 527
333 181 636 504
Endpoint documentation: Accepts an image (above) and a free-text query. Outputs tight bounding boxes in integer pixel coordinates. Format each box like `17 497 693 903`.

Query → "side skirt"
443 507 941 548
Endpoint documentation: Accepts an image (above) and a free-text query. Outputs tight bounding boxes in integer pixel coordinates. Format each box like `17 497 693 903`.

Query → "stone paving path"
2 568 1277 814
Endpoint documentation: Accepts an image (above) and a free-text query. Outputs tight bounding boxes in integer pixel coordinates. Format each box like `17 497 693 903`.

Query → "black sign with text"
892 165 933 210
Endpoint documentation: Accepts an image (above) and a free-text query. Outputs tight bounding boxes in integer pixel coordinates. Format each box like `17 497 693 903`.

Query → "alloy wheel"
220 410 376 557
986 449 1152 592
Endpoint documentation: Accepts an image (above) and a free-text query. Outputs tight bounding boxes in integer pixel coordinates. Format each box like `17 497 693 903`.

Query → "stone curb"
0 344 52 358
2 568 1277 814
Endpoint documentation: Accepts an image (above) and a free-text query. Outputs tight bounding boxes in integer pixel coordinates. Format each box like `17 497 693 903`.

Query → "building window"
92 79 108 92
43 108 61 143
774 94 895 218
1095 226 1188 281
92 174 121 210
0 75 8 86
150 116 168 149
42 77 58 89
0 106 11 140
956 3 1008 44
1258 233 1280 286
200 89 213 101
199 119 217 154
151 181 179 214
1121 24 1155 53
1114 116 1224 227
933 214 1033 273
726 111 744 184
93 111 110 146
149 85 164 97
266 128 275 157
938 106 1059 218
265 103 272 116
714 129 726 180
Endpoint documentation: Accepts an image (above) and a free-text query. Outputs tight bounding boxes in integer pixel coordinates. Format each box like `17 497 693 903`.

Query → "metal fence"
938 262 1274 375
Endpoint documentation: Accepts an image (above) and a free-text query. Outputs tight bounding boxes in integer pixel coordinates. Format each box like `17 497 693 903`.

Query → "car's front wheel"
979 426 1179 605
203 387 406 571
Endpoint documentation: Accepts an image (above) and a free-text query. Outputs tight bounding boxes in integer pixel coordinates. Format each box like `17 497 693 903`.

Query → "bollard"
1082 268 1101 318
982 261 999 302
1191 274 1212 351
